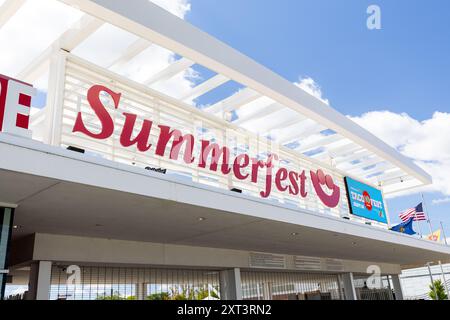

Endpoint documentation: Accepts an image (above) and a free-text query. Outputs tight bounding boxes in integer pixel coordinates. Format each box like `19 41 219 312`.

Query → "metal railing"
241 271 343 300
49 265 221 300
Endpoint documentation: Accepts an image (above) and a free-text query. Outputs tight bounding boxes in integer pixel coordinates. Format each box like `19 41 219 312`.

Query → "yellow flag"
427 229 441 242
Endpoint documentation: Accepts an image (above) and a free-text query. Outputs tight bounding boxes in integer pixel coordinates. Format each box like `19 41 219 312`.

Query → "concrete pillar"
219 268 242 300
341 272 357 300
262 282 272 300
28 261 52 300
0 207 14 300
391 274 404 300
135 282 147 300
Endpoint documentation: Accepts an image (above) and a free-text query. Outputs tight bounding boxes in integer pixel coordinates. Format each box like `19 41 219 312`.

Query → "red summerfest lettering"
72 85 340 207
73 85 121 139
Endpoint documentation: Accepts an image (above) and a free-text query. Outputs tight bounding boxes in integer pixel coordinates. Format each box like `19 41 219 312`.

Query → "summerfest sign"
72 85 341 208
0 74 35 138
0 75 341 209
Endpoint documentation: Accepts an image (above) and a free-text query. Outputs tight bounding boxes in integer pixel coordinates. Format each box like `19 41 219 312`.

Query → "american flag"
399 203 427 222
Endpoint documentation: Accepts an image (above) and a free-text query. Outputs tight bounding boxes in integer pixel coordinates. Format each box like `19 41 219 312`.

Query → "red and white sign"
72 84 341 208
0 74 36 138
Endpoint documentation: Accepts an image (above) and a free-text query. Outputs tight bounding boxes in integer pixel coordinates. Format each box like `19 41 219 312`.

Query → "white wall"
30 233 402 275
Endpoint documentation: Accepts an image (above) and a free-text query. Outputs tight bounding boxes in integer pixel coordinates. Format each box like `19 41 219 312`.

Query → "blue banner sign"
344 177 388 224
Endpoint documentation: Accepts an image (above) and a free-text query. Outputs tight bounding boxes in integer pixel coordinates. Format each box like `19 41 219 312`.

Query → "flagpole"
438 261 450 300
427 262 438 300
412 208 423 238
421 193 434 237
414 211 423 238
441 221 448 246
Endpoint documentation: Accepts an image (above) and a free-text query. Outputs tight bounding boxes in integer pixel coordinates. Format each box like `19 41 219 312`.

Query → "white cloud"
432 197 450 205
150 0 191 18
295 77 329 105
350 111 450 196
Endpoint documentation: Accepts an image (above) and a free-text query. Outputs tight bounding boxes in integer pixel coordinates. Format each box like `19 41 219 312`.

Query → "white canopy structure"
0 0 431 196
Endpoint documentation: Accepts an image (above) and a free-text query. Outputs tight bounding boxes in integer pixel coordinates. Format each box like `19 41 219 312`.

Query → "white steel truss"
180 74 229 102
205 88 261 115
3 0 429 195
17 14 103 83
0 0 25 29
144 57 194 86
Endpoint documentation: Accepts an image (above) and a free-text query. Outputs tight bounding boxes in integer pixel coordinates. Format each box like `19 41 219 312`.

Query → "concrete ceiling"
2 168 449 267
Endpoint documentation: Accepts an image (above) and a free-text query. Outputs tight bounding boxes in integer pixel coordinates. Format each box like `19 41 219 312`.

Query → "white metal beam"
144 57 194 86
107 38 152 69
61 0 430 186
375 176 419 195
360 163 395 178
335 150 373 170
327 144 361 159
348 162 391 178
373 170 416 191
381 175 416 189
0 0 25 29
60 15 104 52
311 142 360 162
279 120 325 145
205 88 260 114
346 157 385 173
376 169 406 184
334 150 371 165
235 103 283 127
180 74 229 102
16 14 103 83
295 134 344 154
260 113 306 135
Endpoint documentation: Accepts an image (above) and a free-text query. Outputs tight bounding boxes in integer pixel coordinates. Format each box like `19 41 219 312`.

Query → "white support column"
341 272 357 300
28 261 52 300
219 268 242 300
44 50 68 146
0 0 26 29
391 274 404 300
262 282 272 300
135 282 147 300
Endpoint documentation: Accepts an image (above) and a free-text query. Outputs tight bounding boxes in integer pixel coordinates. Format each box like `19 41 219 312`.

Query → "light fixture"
67 146 85 154
12 225 21 229
198 217 206 221
291 232 299 236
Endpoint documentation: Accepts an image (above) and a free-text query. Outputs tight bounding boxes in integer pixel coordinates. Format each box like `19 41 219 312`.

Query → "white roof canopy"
0 0 431 195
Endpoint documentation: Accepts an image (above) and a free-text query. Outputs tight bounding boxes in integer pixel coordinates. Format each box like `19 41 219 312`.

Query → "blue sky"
186 0 450 236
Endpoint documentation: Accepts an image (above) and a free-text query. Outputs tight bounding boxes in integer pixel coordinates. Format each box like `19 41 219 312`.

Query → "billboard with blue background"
344 177 388 224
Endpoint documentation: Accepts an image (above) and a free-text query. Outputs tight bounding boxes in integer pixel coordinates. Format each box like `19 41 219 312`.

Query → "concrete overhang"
1 133 449 267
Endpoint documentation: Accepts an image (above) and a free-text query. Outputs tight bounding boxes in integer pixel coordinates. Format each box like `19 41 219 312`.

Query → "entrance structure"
1 0 449 300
